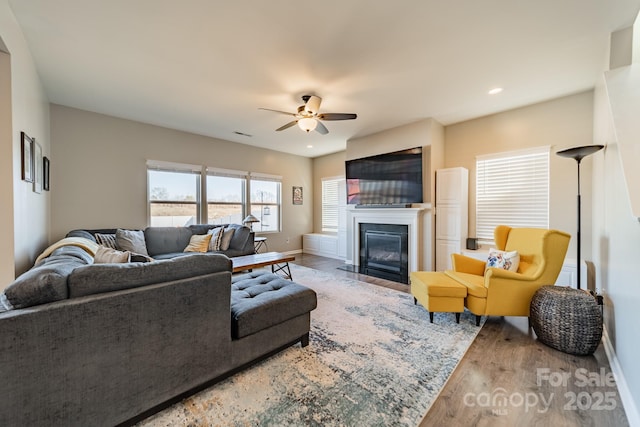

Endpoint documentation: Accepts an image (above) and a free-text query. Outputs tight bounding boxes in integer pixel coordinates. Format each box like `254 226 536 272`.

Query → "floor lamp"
556 145 604 290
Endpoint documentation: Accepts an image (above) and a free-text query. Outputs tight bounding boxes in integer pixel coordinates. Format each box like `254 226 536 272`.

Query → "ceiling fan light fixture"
298 117 317 132
304 95 322 115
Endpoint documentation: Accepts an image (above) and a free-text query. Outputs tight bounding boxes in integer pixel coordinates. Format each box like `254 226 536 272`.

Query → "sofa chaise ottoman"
0 236 317 426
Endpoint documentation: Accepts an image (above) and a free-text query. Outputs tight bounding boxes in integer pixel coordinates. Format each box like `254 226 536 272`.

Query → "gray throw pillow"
2 256 87 309
220 227 236 251
115 229 149 256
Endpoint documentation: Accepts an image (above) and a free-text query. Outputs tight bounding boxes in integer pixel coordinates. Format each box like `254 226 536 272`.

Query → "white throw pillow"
486 248 520 272
94 246 131 264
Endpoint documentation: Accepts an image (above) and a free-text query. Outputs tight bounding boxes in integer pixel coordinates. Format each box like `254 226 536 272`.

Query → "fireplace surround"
346 205 433 282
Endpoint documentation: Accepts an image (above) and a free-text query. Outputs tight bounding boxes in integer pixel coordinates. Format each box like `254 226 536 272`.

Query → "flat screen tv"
346 147 423 206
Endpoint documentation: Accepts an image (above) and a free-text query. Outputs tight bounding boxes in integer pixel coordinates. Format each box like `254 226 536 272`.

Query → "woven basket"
530 286 603 355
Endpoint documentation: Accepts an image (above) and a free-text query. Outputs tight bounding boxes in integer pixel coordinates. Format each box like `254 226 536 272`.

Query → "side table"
254 236 268 253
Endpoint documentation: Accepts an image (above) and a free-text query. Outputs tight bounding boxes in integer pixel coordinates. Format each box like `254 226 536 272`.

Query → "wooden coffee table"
232 252 295 280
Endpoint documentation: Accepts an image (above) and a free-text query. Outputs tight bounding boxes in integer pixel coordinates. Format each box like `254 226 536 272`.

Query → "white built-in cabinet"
435 167 469 271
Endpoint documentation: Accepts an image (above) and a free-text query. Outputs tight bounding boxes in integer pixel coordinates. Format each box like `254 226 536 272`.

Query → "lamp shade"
242 214 259 224
298 117 317 133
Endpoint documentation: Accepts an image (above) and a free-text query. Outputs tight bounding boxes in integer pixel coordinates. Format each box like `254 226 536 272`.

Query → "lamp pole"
556 145 604 290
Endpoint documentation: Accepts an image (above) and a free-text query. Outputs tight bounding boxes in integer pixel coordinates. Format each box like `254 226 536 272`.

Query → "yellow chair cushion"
445 271 487 298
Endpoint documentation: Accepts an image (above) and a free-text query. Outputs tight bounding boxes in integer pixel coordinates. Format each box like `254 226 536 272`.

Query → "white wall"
50 105 313 252
0 45 14 289
591 27 640 422
0 0 50 286
444 91 595 262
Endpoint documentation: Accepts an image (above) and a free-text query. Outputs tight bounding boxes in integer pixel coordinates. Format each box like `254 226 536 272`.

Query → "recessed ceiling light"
307 145 313 148
488 87 503 95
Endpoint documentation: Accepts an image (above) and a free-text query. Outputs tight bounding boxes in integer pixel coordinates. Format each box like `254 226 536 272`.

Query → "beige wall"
346 117 445 204
50 105 313 252
312 151 346 234
1 1 51 285
444 91 594 260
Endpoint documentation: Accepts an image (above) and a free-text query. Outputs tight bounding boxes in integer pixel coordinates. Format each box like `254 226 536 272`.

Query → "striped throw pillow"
95 233 117 249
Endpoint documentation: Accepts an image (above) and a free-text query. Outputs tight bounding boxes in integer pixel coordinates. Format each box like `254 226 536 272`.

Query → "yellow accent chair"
446 225 571 326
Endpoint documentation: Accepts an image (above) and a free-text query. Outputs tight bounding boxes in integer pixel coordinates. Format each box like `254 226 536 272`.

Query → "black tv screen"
346 147 423 206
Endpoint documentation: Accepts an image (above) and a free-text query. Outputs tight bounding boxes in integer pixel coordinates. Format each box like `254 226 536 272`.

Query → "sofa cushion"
94 246 131 263
207 227 224 251
184 233 212 253
95 233 118 249
230 272 317 339
220 227 235 251
2 254 91 309
445 271 487 298
116 229 149 256
67 253 232 298
225 224 251 251
144 227 193 256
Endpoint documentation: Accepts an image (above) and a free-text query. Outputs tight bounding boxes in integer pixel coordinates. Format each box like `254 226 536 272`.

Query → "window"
249 177 281 232
207 173 245 225
148 162 201 227
322 177 340 232
148 162 282 232
475 147 549 241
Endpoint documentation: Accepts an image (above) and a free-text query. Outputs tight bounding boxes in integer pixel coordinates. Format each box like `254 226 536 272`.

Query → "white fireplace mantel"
346 204 433 272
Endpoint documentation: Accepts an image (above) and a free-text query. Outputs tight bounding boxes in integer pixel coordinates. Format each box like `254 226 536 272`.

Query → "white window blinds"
322 178 340 232
475 147 550 241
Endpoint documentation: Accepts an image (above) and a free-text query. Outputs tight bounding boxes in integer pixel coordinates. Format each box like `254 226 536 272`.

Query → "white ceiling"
9 0 640 157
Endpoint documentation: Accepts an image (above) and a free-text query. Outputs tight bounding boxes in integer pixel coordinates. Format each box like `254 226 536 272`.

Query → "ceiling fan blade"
259 108 296 117
317 113 357 121
276 120 298 131
304 95 322 115
315 121 329 135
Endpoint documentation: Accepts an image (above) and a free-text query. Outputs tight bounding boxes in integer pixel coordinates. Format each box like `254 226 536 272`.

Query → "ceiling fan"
260 95 357 135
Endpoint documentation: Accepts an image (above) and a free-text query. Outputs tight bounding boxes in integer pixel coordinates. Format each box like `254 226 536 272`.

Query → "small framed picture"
43 157 50 191
293 186 303 205
21 132 34 183
33 141 43 193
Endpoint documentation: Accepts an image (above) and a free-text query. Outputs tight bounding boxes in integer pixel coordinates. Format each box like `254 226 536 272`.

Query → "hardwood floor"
292 253 629 427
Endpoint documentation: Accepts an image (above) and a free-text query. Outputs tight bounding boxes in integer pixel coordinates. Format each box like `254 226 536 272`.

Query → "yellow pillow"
184 233 213 253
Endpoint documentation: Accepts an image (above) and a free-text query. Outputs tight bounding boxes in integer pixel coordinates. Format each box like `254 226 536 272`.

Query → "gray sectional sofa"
0 225 317 426
69 223 256 259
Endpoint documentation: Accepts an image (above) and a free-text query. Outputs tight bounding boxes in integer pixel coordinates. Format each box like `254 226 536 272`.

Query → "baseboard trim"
282 248 302 256
602 326 640 427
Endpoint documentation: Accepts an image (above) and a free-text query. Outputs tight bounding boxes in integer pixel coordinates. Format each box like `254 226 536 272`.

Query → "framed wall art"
43 156 50 191
33 140 42 193
293 186 303 205
21 131 34 183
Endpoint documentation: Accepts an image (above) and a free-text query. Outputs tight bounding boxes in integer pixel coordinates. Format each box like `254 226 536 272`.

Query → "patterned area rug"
138 265 482 426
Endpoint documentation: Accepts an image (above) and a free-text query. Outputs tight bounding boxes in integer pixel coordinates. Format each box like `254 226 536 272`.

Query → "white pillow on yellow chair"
486 248 520 272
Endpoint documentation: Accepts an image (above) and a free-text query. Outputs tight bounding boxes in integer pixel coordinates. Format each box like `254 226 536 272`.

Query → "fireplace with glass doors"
359 223 409 284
